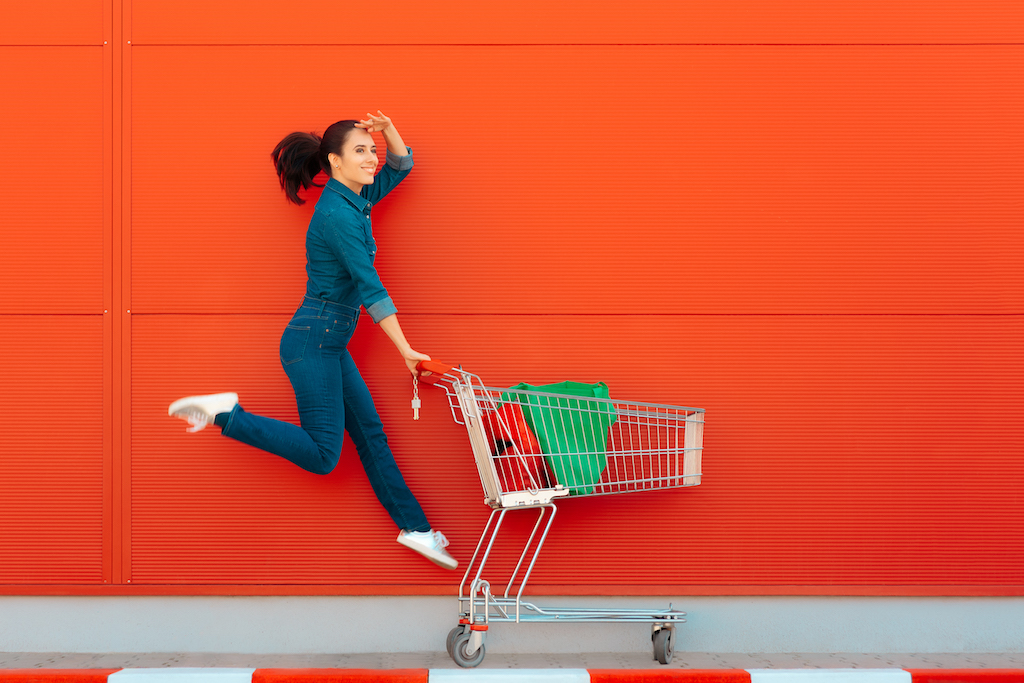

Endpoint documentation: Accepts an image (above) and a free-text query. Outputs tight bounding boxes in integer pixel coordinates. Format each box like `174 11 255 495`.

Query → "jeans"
218 295 430 533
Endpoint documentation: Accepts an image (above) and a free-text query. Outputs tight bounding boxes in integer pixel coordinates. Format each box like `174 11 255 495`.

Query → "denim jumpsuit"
216 147 430 533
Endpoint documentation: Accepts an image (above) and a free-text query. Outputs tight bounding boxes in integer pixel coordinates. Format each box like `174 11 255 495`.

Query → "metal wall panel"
0 1 104 45
0 18 107 586
0 47 105 314
1 0 1019 595
0 317 105 583
131 313 1023 588
129 0 1024 45
130 46 1023 316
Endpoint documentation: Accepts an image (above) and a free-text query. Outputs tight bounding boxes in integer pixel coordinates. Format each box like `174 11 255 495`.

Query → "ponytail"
271 120 360 205
271 131 323 205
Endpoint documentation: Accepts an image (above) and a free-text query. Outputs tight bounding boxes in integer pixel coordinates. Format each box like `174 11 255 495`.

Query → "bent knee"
310 461 337 476
309 451 339 475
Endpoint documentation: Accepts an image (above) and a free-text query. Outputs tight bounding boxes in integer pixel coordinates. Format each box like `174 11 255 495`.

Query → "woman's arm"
381 122 408 158
378 313 431 376
357 111 413 205
357 112 423 374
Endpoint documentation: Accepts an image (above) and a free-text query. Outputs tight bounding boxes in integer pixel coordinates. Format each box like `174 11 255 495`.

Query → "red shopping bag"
481 402 550 492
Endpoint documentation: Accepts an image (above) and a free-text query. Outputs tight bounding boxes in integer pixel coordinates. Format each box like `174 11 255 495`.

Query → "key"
411 375 421 420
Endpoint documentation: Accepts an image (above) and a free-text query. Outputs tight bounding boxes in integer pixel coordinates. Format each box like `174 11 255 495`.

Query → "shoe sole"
168 393 238 417
396 535 459 571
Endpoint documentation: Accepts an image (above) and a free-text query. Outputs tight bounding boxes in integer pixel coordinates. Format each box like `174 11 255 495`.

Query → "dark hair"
271 120 359 205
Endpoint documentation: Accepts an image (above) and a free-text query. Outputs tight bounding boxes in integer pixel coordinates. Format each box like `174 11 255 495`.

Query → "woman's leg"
218 325 344 475
340 350 431 532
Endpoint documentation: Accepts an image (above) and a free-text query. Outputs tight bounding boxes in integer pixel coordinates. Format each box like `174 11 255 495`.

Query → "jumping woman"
168 111 457 570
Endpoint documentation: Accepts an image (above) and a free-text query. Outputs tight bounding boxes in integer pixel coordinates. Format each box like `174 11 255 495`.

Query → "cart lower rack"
417 362 704 667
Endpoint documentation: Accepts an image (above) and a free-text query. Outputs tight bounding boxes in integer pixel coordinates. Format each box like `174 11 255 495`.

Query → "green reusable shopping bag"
500 381 617 496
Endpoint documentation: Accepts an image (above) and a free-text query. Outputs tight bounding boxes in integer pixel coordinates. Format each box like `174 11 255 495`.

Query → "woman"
168 111 457 570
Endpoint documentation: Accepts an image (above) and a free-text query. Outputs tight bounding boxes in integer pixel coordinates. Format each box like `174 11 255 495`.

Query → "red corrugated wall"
1 1 1021 595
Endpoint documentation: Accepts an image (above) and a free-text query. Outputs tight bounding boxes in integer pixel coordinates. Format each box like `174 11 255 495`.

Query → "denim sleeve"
361 147 414 205
323 215 397 323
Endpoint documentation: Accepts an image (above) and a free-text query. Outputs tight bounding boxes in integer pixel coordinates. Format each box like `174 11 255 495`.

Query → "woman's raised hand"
356 110 392 133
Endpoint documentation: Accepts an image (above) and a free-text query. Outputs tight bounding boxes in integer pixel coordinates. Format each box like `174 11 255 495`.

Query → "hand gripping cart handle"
415 361 704 667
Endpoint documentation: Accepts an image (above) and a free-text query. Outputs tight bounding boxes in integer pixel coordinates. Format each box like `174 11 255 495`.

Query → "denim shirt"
304 147 414 323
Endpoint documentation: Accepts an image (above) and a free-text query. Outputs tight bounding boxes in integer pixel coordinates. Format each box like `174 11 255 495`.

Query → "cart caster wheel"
653 628 673 665
451 632 486 668
446 626 465 658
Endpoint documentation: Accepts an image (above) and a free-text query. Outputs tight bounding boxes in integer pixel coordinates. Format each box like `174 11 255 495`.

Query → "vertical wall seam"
110 0 126 585
101 0 114 586
119 0 133 585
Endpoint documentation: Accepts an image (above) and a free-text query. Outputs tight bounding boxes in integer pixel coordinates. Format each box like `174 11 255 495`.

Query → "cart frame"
417 361 703 667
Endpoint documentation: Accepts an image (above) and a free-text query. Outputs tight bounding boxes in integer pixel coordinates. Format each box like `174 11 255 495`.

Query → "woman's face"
329 129 378 191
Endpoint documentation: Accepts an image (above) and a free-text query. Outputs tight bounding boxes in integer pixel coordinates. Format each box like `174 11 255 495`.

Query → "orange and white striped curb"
3 668 1024 683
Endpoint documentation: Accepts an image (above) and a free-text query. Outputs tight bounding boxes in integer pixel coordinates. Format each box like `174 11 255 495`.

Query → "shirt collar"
325 177 371 212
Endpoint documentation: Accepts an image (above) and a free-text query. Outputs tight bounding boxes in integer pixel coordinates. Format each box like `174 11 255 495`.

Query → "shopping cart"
415 361 704 667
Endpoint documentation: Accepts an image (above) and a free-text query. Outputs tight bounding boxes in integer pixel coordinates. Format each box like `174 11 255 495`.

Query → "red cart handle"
416 360 457 378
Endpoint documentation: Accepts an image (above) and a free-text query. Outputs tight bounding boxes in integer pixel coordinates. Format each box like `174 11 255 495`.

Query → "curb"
2 670 1022 683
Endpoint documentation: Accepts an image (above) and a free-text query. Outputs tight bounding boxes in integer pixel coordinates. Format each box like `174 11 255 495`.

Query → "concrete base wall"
0 596 1021 654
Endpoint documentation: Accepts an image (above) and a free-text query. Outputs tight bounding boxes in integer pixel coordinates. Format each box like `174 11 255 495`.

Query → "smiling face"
327 128 378 193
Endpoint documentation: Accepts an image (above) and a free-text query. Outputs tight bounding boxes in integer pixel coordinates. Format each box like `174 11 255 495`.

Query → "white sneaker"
168 392 239 433
397 529 459 570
